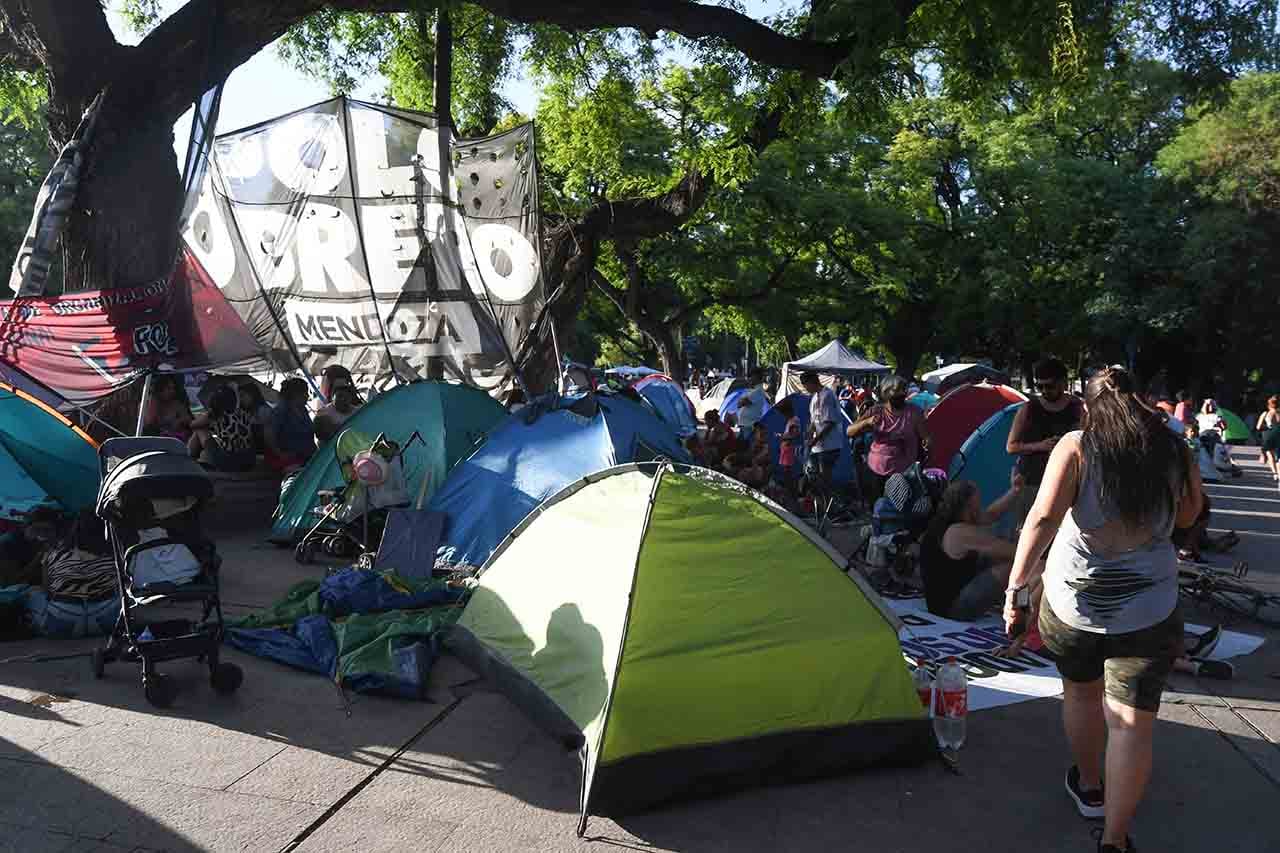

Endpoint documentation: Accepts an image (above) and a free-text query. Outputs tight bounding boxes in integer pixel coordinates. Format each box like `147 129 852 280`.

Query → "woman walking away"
1003 367 1203 853
1256 396 1280 483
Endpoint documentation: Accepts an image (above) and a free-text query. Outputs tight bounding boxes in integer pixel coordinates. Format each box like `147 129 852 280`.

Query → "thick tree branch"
467 0 859 76
665 253 798 326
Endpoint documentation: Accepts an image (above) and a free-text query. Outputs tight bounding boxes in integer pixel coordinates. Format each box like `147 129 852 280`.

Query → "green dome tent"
1216 407 1252 444
447 464 932 831
271 381 506 542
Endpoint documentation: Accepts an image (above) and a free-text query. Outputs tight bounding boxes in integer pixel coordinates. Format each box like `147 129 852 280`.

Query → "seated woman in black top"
920 474 1033 620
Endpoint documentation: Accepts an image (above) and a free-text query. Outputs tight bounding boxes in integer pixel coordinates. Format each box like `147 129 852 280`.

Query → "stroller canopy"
96 438 214 519
271 381 506 543
0 379 99 522
429 393 691 570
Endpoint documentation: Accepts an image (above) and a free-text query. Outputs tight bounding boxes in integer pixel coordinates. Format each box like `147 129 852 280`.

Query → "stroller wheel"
323 535 344 556
295 541 317 565
143 674 176 709
211 662 244 695
90 649 105 679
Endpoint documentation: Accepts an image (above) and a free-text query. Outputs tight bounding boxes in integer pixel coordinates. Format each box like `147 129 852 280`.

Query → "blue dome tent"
948 402 1026 507
430 393 691 570
632 374 699 437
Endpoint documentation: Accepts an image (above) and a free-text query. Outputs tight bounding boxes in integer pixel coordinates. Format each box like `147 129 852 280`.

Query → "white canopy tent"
780 341 891 396
922 363 1011 396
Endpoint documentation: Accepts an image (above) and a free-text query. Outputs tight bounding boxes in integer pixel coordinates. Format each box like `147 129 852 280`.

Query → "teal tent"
0 381 99 523
271 382 506 542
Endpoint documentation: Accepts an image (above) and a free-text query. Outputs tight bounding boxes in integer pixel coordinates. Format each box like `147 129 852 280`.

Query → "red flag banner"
0 248 261 403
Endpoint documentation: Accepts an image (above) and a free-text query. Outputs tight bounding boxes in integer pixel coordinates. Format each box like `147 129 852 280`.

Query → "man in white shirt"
802 371 844 489
735 368 769 437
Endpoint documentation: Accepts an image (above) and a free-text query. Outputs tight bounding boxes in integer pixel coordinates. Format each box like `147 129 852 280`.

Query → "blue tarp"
758 392 855 485
225 568 467 699
430 393 691 569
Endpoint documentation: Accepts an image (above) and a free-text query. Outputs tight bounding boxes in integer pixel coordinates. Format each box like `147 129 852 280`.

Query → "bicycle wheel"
1208 588 1280 628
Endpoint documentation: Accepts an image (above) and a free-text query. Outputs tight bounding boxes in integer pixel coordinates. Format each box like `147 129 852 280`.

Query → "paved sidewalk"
1 462 1277 852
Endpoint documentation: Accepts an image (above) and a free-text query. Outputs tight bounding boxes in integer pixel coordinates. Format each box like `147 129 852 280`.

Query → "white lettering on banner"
235 206 298 290
469 222 540 303
267 112 346 195
347 105 447 199
284 299 481 355
297 203 363 294
184 173 236 288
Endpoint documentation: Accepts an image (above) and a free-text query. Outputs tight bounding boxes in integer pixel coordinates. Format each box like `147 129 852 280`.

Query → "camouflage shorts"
1039 599 1183 713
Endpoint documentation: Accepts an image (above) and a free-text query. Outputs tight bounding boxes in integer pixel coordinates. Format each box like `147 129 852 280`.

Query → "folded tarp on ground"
226 568 467 699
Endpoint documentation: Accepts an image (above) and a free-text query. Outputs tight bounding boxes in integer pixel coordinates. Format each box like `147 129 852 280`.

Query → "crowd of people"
138 365 367 476
681 356 1267 853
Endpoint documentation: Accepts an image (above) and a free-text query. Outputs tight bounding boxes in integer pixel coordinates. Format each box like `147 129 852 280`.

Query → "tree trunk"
883 299 936 380
64 116 183 291
649 324 684 384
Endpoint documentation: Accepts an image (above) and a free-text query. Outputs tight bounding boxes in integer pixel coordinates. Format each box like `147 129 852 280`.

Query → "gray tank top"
1044 432 1181 634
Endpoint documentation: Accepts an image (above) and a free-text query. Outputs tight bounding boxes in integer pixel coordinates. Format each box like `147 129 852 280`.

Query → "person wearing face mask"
1007 358 1086 533
847 374 932 502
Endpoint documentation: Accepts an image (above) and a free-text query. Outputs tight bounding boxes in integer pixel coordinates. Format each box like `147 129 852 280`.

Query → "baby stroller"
295 429 415 566
862 464 946 588
93 437 242 708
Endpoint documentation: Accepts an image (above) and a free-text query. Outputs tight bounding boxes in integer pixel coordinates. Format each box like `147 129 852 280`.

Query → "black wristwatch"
1007 585 1031 609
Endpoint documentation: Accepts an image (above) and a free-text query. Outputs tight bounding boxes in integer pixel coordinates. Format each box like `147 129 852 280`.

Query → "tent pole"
135 372 152 437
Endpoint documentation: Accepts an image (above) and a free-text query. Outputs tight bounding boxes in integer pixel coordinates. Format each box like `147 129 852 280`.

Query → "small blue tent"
758 392 855 485
948 402 1025 507
271 382 506 543
633 374 699 437
430 393 691 569
0 381 98 523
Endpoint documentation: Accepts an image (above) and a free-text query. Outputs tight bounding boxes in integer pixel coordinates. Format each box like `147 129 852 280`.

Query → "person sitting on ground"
920 473 1030 621
320 364 357 402
265 378 316 474
35 509 117 602
314 381 361 443
684 434 707 467
188 386 257 472
1196 398 1226 436
141 375 193 442
238 382 272 453
847 375 932 502
1007 357 1085 532
0 507 60 587
724 423 773 489
776 398 802 496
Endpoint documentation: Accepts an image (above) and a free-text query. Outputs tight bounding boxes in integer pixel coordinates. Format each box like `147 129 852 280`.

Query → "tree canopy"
0 0 1277 397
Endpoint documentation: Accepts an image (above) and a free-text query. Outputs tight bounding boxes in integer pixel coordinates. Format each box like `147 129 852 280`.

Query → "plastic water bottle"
933 656 968 750
911 657 934 709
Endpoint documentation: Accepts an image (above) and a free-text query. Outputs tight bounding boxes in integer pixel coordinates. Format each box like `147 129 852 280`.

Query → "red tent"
925 383 1027 473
